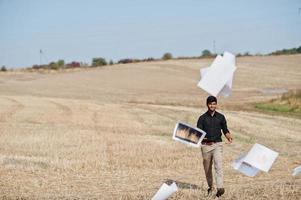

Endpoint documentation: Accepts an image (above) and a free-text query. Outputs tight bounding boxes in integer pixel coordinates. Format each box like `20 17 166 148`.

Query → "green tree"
57 59 65 67
243 52 251 56
49 62 59 70
202 49 212 57
92 57 107 67
109 60 114 65
162 52 173 60
1 65 7 72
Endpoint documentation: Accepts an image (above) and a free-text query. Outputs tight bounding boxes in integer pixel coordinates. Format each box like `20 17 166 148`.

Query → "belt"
201 141 216 145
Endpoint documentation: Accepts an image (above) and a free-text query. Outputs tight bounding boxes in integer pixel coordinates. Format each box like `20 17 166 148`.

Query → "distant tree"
1 65 7 72
270 46 301 55
66 61 81 68
117 58 140 64
109 60 114 65
49 62 59 70
201 49 212 57
32 64 48 69
57 59 65 67
162 52 173 60
32 65 40 69
243 52 251 56
92 57 107 67
118 58 132 64
143 57 155 62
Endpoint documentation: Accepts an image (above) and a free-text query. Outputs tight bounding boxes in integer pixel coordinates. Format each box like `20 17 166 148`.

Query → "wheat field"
0 55 300 199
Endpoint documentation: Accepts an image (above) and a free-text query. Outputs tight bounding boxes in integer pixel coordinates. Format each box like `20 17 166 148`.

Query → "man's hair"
206 96 217 105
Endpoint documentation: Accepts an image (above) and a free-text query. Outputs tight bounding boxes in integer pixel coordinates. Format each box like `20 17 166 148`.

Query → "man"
197 96 233 198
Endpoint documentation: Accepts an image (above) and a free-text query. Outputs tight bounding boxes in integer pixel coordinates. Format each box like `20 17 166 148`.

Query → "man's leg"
213 143 224 197
201 147 214 189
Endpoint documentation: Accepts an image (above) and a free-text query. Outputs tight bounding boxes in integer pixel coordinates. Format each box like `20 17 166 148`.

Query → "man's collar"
206 110 216 117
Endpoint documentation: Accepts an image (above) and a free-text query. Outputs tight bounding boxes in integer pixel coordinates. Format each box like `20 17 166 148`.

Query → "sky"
1 0 301 68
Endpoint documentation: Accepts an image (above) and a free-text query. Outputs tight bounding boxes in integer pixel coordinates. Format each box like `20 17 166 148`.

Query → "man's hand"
225 133 233 143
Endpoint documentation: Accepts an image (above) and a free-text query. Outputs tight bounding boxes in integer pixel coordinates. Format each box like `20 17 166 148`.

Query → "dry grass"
0 55 300 199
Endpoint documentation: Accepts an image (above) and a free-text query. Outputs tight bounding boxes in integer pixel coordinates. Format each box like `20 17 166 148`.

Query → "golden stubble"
0 55 300 199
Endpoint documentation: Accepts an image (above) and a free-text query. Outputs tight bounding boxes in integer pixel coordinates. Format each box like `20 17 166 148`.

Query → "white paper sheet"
292 165 301 176
232 143 278 176
151 182 178 200
197 51 236 97
243 143 279 172
200 67 233 97
232 153 260 177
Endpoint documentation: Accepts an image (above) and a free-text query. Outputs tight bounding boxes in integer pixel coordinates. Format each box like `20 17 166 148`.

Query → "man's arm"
221 115 233 143
197 116 204 130
224 132 233 143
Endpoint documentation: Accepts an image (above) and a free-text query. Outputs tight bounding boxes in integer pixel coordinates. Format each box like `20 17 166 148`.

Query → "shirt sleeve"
197 116 204 130
221 115 230 134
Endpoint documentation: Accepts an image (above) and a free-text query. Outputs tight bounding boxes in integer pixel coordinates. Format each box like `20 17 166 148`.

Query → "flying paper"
198 52 236 97
151 182 178 200
232 143 279 177
172 122 207 148
292 165 301 176
232 153 260 177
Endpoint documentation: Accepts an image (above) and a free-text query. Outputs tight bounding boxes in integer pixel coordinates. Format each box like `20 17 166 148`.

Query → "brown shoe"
216 188 225 197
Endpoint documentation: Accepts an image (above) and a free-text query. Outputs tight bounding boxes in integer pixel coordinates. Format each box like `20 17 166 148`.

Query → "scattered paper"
243 143 279 172
292 165 301 176
232 153 260 177
198 51 236 97
172 122 207 148
232 143 278 177
151 182 178 200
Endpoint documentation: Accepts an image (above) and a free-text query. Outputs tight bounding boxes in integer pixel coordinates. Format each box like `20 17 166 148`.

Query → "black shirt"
197 110 229 142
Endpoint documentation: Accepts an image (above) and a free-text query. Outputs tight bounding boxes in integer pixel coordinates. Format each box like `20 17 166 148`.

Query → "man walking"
197 96 233 198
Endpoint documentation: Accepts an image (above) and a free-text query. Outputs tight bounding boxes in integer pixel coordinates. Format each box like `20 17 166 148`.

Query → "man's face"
207 102 217 112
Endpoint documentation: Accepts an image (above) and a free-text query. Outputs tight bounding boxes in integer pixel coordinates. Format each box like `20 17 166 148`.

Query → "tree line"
1 46 300 71
269 46 301 56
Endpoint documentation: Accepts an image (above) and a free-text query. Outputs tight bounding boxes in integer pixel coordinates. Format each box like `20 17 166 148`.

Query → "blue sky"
1 0 301 68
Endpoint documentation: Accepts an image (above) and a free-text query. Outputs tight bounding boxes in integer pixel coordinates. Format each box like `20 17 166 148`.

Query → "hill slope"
0 55 300 199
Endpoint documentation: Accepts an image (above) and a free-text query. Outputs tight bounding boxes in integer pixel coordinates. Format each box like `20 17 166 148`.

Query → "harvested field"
0 55 300 199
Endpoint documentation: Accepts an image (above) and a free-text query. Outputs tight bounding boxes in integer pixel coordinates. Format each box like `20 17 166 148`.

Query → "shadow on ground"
165 179 201 190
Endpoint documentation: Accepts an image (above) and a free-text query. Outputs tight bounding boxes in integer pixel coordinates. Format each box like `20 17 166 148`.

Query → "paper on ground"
292 165 301 176
151 182 178 200
232 143 278 176
197 52 236 97
232 153 260 177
